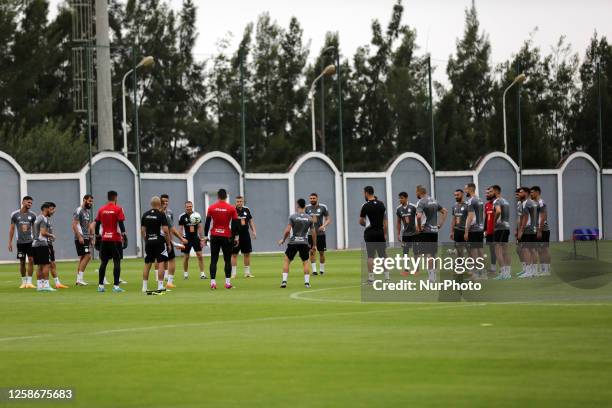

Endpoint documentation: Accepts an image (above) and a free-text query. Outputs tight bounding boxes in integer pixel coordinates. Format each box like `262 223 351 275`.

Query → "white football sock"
368 272 374 281
231 266 237 275
27 276 32 284
21 277 26 284
184 271 189 277
37 280 42 289
77 271 84 281
428 269 436 282
167 275 174 284
304 274 310 283
320 263 325 273
282 272 288 282
54 277 60 285
142 281 148 291
521 262 527 272
244 266 251 275
225 278 231 285
211 279 216 285
99 284 104 290
311 263 317 273
157 280 164 290
164 270 168 280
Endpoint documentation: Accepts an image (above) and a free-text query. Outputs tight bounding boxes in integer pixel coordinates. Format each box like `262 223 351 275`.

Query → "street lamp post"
503 72 526 154
121 55 154 156
309 64 336 151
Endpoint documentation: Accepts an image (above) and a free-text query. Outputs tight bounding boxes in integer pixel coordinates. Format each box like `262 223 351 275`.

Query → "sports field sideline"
1 249 611 407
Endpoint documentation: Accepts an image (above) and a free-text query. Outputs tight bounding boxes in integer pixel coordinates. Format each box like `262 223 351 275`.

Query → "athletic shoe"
112 287 125 293
55 283 69 289
19 283 26 289
244 273 254 278
119 279 128 284
200 273 208 280
280 281 287 288
25 283 36 289
76 281 88 286
183 273 189 280
320 272 324 276
312 271 319 276
166 282 176 289
304 282 311 288
97 286 105 293
518 271 533 279
37 286 56 292
494 273 511 280
225 283 233 289
210 282 217 290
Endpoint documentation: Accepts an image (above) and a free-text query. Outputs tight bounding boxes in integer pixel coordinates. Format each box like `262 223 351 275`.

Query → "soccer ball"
189 212 202 224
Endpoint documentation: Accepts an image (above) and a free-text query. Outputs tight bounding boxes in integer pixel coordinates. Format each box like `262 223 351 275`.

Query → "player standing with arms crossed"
231 195 256 279
141 196 172 293
73 194 94 286
94 190 127 293
305 193 332 276
8 196 36 288
278 198 316 288
178 201 206 280
203 189 239 289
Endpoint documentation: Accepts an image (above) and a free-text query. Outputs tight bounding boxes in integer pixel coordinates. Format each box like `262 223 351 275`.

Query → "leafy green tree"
436 0 494 169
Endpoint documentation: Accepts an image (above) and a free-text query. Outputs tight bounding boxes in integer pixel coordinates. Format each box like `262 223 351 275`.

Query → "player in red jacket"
203 189 239 289
484 187 497 274
94 190 127 293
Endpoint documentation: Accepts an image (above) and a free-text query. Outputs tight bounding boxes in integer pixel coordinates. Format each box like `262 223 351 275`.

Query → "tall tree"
436 0 494 169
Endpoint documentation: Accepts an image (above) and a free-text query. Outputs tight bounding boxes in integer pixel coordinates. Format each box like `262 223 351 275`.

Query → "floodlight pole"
309 72 326 152
240 48 247 196
503 73 526 155
132 47 143 257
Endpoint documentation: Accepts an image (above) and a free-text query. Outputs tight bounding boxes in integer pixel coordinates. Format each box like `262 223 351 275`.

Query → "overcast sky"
49 0 612 82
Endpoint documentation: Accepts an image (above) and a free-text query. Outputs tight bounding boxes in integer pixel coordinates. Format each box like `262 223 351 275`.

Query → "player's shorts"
414 232 438 256
285 244 310 262
494 229 510 243
144 240 168 264
520 233 538 249
16 242 33 260
181 237 202 254
467 231 484 248
75 239 91 257
100 241 123 262
453 228 466 243
167 246 176 260
32 245 51 265
232 234 253 254
537 230 550 247
364 228 386 258
308 234 327 252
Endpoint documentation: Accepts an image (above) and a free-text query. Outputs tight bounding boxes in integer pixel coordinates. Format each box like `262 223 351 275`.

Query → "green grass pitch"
1 248 612 407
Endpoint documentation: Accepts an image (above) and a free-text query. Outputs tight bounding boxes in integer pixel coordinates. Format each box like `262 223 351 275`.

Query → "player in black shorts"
231 195 256 278
140 196 172 293
160 194 187 288
449 189 468 256
414 185 447 282
305 193 332 276
178 201 206 279
278 199 317 288
359 186 388 283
